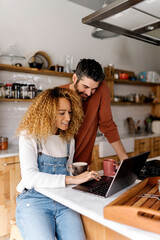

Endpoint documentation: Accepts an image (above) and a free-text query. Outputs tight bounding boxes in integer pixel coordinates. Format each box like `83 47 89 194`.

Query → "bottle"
64 55 73 73
108 64 114 78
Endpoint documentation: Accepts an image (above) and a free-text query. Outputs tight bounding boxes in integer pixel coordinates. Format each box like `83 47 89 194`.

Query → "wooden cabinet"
82 215 129 240
134 138 151 156
135 137 160 158
151 137 160 157
0 156 21 238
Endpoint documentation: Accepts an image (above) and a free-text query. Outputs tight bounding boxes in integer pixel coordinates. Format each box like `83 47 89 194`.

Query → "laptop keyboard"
88 179 112 197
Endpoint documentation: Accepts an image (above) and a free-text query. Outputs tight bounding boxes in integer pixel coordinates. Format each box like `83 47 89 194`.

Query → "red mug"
103 159 118 177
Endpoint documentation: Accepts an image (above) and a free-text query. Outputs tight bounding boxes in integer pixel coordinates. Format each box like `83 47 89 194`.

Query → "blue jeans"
16 153 85 240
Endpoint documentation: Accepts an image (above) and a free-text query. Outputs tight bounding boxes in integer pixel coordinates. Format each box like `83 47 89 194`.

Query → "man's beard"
74 83 89 101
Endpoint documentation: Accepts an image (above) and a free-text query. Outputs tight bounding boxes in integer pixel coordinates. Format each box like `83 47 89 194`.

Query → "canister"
28 84 36 99
0 137 8 150
12 83 21 99
0 83 5 98
20 84 29 99
5 84 12 98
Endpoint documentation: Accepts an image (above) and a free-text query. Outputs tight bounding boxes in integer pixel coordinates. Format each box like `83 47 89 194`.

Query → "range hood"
82 0 160 46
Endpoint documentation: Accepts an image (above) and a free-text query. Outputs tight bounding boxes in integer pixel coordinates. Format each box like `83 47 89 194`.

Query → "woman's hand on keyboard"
66 171 101 185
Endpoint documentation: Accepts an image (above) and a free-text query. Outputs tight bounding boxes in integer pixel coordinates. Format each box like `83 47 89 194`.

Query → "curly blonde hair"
16 87 84 142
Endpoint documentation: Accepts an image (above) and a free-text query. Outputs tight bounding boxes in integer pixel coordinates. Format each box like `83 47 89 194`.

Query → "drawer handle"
139 142 145 145
3 162 19 166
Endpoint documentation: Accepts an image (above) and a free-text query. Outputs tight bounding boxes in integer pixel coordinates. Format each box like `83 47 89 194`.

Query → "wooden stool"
10 219 23 240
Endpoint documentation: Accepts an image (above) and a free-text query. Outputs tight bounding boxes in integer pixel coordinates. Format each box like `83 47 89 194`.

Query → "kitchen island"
0 142 160 239
36 156 160 240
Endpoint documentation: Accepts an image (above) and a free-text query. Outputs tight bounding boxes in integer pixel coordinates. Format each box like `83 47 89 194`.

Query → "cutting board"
104 177 160 234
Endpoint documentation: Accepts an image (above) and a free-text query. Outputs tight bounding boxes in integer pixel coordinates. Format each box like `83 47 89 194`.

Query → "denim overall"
16 143 85 240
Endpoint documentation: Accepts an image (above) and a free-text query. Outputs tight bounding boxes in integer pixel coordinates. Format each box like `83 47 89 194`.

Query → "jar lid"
12 83 20 85
12 83 21 89
0 137 8 141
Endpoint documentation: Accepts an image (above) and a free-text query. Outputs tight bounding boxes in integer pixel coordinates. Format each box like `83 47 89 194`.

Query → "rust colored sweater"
61 81 120 164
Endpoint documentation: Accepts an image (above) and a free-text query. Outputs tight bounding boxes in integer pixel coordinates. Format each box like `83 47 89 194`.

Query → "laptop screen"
106 151 150 197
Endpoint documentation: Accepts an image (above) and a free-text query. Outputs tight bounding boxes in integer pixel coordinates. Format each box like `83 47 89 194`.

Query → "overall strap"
36 137 43 155
67 142 70 159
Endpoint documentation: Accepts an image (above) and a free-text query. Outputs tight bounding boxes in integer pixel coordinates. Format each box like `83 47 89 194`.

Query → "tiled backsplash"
112 105 151 135
0 71 152 146
0 71 71 145
0 101 30 144
0 71 71 90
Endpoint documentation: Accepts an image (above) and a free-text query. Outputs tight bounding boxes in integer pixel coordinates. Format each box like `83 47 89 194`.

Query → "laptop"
72 151 150 198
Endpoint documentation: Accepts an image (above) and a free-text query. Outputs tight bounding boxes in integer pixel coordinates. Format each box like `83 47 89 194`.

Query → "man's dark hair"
75 59 105 83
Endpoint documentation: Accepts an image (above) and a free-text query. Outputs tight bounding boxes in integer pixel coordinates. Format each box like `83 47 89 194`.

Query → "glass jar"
12 83 21 99
5 84 12 98
0 83 5 98
28 84 36 99
0 137 8 150
20 84 29 99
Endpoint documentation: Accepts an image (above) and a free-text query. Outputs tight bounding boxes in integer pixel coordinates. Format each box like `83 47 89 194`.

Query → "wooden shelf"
0 98 33 102
105 77 160 86
2 100 153 104
0 64 73 78
111 101 154 106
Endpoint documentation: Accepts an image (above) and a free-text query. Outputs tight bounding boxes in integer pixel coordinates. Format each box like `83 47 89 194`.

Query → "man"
61 59 128 165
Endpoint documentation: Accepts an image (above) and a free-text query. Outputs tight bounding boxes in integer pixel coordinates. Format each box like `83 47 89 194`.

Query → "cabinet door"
151 137 160 157
0 156 21 237
134 138 151 156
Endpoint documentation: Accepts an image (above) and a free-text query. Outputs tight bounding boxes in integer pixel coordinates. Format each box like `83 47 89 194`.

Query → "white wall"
0 0 159 145
0 0 160 71
0 71 71 144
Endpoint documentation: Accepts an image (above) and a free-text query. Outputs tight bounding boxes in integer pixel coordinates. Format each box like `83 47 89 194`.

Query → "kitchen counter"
95 132 160 144
95 132 160 158
0 144 19 158
36 156 160 240
1 132 159 158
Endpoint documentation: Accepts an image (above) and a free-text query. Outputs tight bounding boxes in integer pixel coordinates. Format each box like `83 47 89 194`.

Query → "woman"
16 87 100 240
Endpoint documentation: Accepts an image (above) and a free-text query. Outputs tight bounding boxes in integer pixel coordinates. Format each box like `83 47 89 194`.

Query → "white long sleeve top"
16 132 75 193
